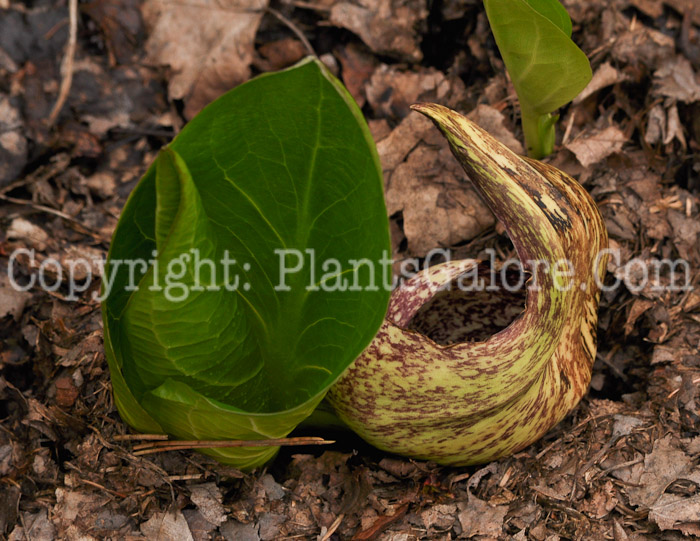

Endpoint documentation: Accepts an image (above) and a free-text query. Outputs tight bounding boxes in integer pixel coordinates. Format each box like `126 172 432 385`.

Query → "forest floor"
1 0 700 539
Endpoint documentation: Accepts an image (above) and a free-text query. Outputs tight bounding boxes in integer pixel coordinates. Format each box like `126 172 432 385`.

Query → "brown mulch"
1 0 699 539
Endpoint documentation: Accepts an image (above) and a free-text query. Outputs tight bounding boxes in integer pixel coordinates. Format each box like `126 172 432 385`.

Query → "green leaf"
483 0 591 157
102 57 391 470
522 0 572 36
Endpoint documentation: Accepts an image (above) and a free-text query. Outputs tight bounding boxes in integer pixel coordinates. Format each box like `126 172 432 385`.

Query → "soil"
1 0 700 539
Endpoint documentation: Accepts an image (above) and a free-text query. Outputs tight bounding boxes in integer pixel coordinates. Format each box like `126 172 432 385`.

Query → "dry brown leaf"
54 488 112 538
580 480 618 519
9 509 55 541
85 171 117 200
644 104 665 146
219 519 259 540
378 114 494 255
663 103 686 147
52 245 104 282
0 276 32 321
420 503 457 531
612 519 630 541
183 509 217 541
6 218 49 251
612 415 644 438
621 435 700 534
376 113 427 171
0 96 28 187
624 299 653 336
140 510 195 541
619 168 673 242
254 38 306 73
653 56 700 103
366 64 463 119
54 374 80 408
335 43 377 108
667 209 700 264
649 494 700 533
329 0 427 62
566 126 627 167
467 105 524 155
588 398 626 417
533 481 569 501
189 483 226 527
610 15 675 69
683 291 700 312
457 496 507 538
575 61 629 104
376 102 520 255
142 0 268 118
684 436 700 456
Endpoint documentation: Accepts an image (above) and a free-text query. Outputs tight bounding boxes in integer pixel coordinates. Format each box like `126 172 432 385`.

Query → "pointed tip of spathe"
410 102 473 155
410 102 450 121
409 102 429 112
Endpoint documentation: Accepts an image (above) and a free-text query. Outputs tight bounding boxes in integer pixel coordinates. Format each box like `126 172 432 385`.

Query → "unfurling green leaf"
102 58 391 471
483 0 592 157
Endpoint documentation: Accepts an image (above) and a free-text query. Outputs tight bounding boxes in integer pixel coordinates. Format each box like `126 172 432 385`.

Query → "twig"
667 376 700 399
48 0 78 126
319 514 344 541
131 436 334 456
596 348 628 382
0 193 105 240
266 7 316 57
109 126 176 138
0 194 75 221
562 110 576 146
113 433 170 442
79 478 129 498
167 474 204 482
601 456 644 474
290 0 331 12
351 503 410 540
534 493 587 521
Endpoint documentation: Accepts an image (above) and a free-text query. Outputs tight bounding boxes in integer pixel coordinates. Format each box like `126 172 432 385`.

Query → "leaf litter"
142 0 269 119
1 0 700 538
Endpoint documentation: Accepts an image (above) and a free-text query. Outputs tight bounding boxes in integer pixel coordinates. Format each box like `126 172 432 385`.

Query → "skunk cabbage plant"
327 103 608 465
102 58 391 470
483 0 592 158
104 57 608 471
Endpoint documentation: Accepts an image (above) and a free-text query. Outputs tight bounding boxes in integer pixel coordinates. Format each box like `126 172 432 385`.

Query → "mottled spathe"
327 103 609 466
